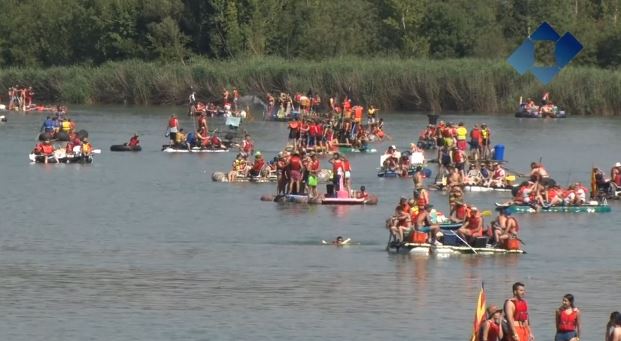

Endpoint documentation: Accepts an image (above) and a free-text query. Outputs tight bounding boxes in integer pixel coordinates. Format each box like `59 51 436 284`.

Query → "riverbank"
1 57 620 115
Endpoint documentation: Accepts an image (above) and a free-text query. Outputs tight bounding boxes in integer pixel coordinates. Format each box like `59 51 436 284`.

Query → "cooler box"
410 231 428 244
442 233 463 246
493 144 505 161
473 237 489 248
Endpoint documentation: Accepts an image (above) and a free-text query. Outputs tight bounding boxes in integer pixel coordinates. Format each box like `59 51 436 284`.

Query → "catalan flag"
470 282 486 341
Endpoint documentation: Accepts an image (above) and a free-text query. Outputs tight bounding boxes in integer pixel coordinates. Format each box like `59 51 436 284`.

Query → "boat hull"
503 203 611 213
387 243 525 255
29 153 93 164
162 146 229 153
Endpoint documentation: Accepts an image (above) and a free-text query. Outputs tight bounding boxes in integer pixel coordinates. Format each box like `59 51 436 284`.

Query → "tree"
380 0 429 57
147 17 191 63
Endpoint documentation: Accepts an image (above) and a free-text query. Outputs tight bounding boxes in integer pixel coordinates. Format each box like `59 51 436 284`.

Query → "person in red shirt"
241 134 254 155
555 294 581 341
480 305 504 341
457 206 483 243
504 282 534 341
329 153 344 193
470 124 482 161
287 151 303 195
248 152 265 177
167 114 179 146
342 156 352 194
128 134 140 147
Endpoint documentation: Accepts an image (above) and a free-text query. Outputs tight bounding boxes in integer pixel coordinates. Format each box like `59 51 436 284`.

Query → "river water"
0 106 619 340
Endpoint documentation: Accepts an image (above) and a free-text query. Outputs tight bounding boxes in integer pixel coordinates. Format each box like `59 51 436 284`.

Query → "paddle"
448 230 478 255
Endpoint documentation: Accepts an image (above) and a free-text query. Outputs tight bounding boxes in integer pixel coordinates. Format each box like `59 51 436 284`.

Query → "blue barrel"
493 144 505 161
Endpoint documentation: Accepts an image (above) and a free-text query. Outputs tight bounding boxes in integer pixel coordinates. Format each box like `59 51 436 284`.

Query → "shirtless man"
416 204 441 244
491 208 520 246
447 166 463 189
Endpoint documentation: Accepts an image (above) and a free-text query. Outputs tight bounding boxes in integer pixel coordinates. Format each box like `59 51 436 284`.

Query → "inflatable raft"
515 108 567 118
264 193 378 205
387 226 525 255
29 153 93 164
498 202 611 213
110 144 142 152
162 145 229 153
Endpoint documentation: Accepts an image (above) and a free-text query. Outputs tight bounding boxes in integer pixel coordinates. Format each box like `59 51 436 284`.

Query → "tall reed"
1 57 619 115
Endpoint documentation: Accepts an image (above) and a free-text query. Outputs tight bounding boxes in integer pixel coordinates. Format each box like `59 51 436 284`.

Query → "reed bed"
1 57 619 115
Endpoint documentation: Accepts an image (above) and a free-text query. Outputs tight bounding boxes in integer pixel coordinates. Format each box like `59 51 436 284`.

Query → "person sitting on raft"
33 140 55 163
491 207 520 247
457 206 483 244
415 204 441 245
248 151 266 178
486 163 507 188
386 198 411 244
81 138 93 156
227 153 248 182
465 163 483 185
127 134 140 147
449 200 469 223
174 128 187 148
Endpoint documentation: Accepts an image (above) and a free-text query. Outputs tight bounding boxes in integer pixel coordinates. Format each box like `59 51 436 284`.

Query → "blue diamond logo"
507 22 583 85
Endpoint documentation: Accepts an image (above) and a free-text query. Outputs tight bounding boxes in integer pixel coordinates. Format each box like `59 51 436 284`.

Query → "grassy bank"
1 57 620 115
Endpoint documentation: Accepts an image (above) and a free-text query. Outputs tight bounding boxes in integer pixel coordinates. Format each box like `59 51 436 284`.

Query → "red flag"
470 282 486 341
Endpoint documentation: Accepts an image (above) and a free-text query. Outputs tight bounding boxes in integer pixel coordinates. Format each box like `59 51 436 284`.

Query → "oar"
449 230 478 255
92 149 101 154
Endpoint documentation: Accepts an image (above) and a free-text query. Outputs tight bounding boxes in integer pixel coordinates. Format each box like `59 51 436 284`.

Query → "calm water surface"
0 107 619 340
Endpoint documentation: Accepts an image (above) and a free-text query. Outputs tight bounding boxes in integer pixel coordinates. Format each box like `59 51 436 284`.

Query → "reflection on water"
0 108 620 340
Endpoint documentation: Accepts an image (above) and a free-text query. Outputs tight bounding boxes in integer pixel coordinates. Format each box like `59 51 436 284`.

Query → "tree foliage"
1 0 621 68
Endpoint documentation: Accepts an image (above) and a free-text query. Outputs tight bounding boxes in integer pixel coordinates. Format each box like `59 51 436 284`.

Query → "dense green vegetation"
1 0 621 114
2 57 620 115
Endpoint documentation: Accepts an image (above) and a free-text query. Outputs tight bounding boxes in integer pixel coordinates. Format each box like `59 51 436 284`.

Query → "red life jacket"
467 215 482 234
289 156 302 171
452 150 464 163
485 320 501 341
343 160 351 172
309 160 320 172
41 144 54 155
168 117 177 128
252 159 265 172
511 298 529 322
332 159 343 173
242 140 253 153
557 308 578 332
